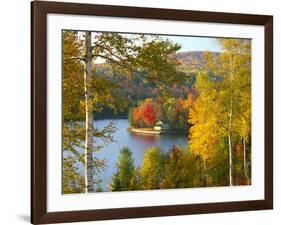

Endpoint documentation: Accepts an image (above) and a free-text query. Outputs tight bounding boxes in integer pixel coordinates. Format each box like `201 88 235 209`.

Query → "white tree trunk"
228 55 235 187
228 100 233 186
84 31 93 193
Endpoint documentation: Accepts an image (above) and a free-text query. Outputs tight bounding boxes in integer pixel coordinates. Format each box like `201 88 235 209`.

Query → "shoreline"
128 127 187 135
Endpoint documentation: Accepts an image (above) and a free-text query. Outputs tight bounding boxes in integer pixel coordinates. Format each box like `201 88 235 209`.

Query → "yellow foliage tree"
189 39 251 186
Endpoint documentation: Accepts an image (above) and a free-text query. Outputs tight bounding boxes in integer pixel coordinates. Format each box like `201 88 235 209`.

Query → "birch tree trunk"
228 97 233 186
227 54 235 187
84 31 94 193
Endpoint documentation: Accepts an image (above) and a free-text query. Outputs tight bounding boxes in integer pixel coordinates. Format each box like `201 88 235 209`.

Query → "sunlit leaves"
63 156 85 194
109 146 205 191
63 31 84 121
188 38 251 185
141 147 165 190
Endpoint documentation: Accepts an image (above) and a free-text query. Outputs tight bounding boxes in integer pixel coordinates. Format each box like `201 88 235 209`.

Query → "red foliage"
130 94 194 128
131 98 162 128
142 102 155 126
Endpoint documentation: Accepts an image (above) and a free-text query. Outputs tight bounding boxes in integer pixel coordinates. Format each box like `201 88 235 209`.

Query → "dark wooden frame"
31 1 273 224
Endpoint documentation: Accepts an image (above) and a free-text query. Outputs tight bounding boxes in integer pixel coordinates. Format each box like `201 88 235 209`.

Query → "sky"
75 31 222 63
77 31 222 53
162 35 222 52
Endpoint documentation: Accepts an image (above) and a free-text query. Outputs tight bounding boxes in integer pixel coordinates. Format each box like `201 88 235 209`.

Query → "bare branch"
64 56 85 62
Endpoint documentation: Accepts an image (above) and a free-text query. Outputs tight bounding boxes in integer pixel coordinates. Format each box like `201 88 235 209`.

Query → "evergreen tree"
110 147 135 191
130 167 142 190
110 171 122 191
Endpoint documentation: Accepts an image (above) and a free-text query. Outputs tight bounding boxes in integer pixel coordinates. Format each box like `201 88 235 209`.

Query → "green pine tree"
110 147 135 191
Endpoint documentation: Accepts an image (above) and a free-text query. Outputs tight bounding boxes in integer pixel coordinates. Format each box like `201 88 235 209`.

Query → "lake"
75 119 188 191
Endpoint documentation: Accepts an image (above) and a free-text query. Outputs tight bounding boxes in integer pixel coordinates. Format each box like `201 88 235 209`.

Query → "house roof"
156 121 164 126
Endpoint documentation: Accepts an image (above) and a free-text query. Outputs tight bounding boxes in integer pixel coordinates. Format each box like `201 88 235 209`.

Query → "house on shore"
154 121 169 131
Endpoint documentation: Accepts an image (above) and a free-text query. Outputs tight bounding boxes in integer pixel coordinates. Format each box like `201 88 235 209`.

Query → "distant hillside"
94 51 220 72
176 51 220 72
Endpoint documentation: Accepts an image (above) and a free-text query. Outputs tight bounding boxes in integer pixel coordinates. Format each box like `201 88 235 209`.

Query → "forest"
62 30 251 194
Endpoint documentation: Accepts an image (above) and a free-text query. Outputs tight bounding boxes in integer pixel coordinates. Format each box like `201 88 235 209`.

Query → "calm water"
74 119 188 191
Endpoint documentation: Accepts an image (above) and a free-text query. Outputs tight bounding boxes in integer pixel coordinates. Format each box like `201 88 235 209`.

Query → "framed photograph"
31 1 273 224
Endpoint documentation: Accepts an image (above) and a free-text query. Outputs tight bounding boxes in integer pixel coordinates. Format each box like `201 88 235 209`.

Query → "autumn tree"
63 31 119 193
141 147 165 189
130 95 192 129
163 97 189 129
233 40 251 182
142 100 156 127
109 145 205 191
189 72 225 186
130 98 163 128
63 156 84 193
162 145 185 188
218 39 251 185
189 39 251 186
63 31 118 193
130 167 142 190
63 31 186 193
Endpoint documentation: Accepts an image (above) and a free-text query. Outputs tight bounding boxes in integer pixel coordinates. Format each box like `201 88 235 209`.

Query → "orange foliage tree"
131 98 163 128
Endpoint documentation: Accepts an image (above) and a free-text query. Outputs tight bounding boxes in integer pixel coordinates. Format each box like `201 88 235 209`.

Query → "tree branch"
64 56 85 62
